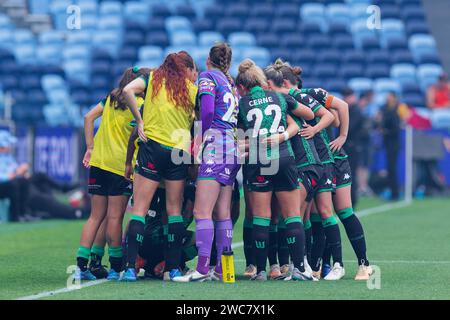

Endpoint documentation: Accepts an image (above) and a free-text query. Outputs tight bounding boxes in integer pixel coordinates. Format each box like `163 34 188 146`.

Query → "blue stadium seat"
392 50 414 64
339 63 365 79
38 31 64 46
2 75 18 90
379 4 400 19
385 36 408 51
92 32 121 57
367 50 391 65
98 16 123 31
36 45 62 65
217 18 243 37
417 64 444 91
152 4 173 19
41 74 66 92
403 94 425 108
136 59 161 69
348 3 370 20
192 18 214 32
166 16 192 34
280 33 305 49
119 47 137 61
390 64 417 86
198 31 224 47
242 47 270 68
312 63 337 78
409 34 438 63
299 21 323 36
301 3 325 21
226 3 249 18
66 31 92 45
28 0 51 14
332 35 354 50
77 0 98 15
257 33 279 49
79 14 98 31
14 29 35 45
63 46 91 61
366 64 391 79
146 18 166 31
380 19 405 48
63 60 91 84
14 44 36 65
348 77 373 94
203 4 223 21
244 18 269 33
175 4 197 19
272 19 297 34
374 78 401 96
146 32 169 47
328 22 350 36
191 47 209 68
99 1 122 17
91 61 111 75
138 46 163 62
124 2 150 25
250 3 273 17
342 50 366 65
317 50 341 64
291 49 316 65
325 79 348 93
124 30 145 46
229 32 256 49
401 83 422 96
0 30 13 50
418 52 441 65
276 3 300 19
326 3 350 25
401 6 425 22
307 34 331 50
406 20 429 36
170 31 196 46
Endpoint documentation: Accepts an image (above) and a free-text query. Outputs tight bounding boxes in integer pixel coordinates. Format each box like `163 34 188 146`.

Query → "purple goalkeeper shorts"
197 140 241 186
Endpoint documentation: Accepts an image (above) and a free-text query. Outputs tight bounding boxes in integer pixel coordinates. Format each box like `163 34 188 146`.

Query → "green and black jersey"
286 91 322 169
289 88 334 164
300 87 348 160
238 86 297 162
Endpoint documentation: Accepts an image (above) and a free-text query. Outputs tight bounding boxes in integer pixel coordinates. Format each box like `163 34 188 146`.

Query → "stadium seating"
0 0 445 126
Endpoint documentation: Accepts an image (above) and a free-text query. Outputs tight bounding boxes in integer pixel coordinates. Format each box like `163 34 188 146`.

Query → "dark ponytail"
110 67 150 110
209 42 236 94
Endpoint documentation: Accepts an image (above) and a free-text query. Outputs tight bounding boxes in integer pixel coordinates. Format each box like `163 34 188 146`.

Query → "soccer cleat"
163 271 171 281
324 262 345 281
280 264 291 275
304 256 313 275
210 270 222 282
354 265 373 281
291 268 314 281
269 264 282 280
173 270 211 282
169 269 184 282
74 268 97 281
153 261 165 278
107 269 120 281
244 264 257 278
250 271 267 281
321 263 332 278
311 270 321 281
121 268 137 282
135 256 145 271
89 263 108 279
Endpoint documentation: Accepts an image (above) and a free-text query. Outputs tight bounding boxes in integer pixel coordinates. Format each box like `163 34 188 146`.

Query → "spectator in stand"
341 88 364 207
357 91 374 196
378 92 402 201
427 73 450 110
0 130 86 221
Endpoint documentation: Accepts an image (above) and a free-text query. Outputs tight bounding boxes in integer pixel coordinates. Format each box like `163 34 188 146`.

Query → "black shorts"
334 157 352 189
88 166 132 196
298 166 322 202
317 162 336 193
244 156 300 193
135 139 188 182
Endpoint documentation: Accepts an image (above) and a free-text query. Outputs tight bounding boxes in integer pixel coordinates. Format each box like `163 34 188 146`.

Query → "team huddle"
74 42 372 283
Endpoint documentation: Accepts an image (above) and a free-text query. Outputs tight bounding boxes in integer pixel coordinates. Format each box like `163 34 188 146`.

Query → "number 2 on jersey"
222 92 238 124
247 104 282 138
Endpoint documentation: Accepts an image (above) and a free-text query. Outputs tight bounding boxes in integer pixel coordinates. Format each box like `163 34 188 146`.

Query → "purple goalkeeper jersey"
198 70 239 134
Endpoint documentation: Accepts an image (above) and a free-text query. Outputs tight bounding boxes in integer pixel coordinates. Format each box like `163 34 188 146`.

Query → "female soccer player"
176 43 241 282
75 67 149 281
122 52 198 281
272 60 347 280
236 59 314 281
264 60 336 278
299 87 372 281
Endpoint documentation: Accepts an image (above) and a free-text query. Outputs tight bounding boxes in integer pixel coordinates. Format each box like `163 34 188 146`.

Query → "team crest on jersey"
147 162 156 170
256 176 265 183
205 168 213 174
88 178 96 185
344 173 351 180
224 168 231 175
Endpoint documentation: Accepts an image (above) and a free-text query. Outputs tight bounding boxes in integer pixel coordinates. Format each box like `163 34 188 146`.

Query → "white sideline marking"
17 279 108 300
15 201 411 300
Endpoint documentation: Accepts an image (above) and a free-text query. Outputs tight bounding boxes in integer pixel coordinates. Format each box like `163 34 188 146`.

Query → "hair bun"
274 58 285 70
239 59 255 73
292 66 303 76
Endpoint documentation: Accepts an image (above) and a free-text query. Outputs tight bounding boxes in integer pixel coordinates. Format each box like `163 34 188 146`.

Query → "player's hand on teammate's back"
82 149 92 168
300 123 318 140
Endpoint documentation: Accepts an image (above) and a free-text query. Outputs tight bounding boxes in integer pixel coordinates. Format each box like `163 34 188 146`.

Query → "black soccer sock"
125 215 145 269
252 217 271 273
322 245 332 266
108 246 123 273
165 215 185 271
310 213 326 272
89 245 104 267
277 219 290 266
268 223 278 266
243 218 254 266
337 208 369 266
284 216 306 272
76 246 90 271
304 219 312 263
322 215 343 266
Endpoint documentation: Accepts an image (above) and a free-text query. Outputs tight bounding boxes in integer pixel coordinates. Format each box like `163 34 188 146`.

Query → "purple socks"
195 219 214 275
214 219 233 274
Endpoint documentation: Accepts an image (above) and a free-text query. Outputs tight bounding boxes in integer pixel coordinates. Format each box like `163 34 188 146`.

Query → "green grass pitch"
1 197 450 300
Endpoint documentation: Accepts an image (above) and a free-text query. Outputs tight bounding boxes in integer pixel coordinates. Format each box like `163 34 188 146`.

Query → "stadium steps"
422 0 450 73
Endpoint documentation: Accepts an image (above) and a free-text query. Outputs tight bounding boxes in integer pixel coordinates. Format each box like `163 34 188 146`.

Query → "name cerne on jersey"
249 96 274 107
